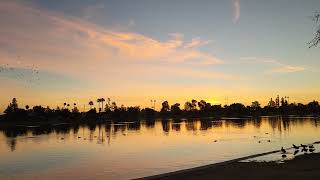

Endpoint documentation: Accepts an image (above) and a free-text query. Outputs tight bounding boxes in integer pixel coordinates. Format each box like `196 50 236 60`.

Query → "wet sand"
139 153 320 180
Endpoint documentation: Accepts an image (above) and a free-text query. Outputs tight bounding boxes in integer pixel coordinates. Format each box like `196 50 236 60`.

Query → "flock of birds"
281 144 316 158
0 61 41 87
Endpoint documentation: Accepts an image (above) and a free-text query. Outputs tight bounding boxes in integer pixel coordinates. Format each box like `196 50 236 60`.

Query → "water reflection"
1 117 319 152
1 117 320 180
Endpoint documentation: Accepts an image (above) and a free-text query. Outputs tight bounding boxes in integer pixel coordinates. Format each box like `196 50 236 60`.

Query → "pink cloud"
0 0 224 77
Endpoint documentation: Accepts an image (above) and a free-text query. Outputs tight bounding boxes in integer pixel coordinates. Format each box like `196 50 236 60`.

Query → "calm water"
0 117 320 180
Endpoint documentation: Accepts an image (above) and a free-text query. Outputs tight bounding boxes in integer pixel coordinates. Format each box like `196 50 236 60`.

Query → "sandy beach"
139 153 320 180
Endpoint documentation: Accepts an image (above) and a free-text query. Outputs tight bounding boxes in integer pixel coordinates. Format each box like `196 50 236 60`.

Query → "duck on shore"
282 154 287 158
292 144 299 149
301 144 307 148
281 147 286 154
309 145 314 149
301 147 308 153
309 148 315 153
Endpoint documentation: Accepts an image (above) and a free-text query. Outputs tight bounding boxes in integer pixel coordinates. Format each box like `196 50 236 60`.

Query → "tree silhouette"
251 101 261 109
101 98 105 112
4 98 18 114
191 99 197 111
161 101 170 112
171 103 181 115
88 101 94 109
184 101 193 111
309 12 320 48
111 101 117 111
2 98 320 122
97 98 101 112
197 100 207 111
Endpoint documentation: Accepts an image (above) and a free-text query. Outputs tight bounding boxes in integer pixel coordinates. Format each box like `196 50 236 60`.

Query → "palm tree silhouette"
101 98 105 112
97 98 101 112
88 101 94 109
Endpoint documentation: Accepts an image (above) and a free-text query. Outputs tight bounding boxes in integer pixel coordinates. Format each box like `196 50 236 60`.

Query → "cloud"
0 0 232 89
184 38 211 49
0 1 223 69
232 0 240 23
240 57 305 73
271 66 305 73
240 57 282 65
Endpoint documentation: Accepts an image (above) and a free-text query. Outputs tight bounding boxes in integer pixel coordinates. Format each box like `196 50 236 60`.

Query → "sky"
1 0 320 111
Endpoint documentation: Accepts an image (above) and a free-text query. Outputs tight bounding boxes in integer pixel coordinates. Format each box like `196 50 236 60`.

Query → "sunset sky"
1 0 320 111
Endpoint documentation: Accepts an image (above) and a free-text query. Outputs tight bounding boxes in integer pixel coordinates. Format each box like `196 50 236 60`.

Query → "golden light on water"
1 117 320 179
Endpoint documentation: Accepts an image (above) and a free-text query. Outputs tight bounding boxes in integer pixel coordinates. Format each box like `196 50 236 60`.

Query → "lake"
0 116 319 180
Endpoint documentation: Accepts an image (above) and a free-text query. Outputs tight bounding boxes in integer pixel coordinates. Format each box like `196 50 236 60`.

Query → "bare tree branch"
309 11 320 48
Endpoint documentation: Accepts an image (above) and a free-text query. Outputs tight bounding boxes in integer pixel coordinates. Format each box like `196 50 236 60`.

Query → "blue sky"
0 0 320 110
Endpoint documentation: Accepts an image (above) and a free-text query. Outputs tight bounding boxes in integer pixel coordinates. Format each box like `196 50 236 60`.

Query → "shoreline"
136 149 319 180
135 149 281 180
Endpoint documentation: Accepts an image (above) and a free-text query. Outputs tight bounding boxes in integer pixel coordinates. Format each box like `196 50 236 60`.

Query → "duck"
301 147 308 152
309 148 315 153
292 144 299 149
309 145 314 149
301 144 307 148
282 154 287 158
294 149 299 155
281 147 286 154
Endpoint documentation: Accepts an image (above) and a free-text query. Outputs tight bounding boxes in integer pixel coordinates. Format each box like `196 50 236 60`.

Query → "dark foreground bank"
138 153 320 180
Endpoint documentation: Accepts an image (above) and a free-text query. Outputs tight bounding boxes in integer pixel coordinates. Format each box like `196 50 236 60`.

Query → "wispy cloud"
271 65 305 73
184 38 211 49
232 0 240 23
0 0 233 89
0 1 223 69
240 57 305 73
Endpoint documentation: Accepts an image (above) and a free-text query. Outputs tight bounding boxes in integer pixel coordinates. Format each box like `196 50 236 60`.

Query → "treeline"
1 98 320 123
